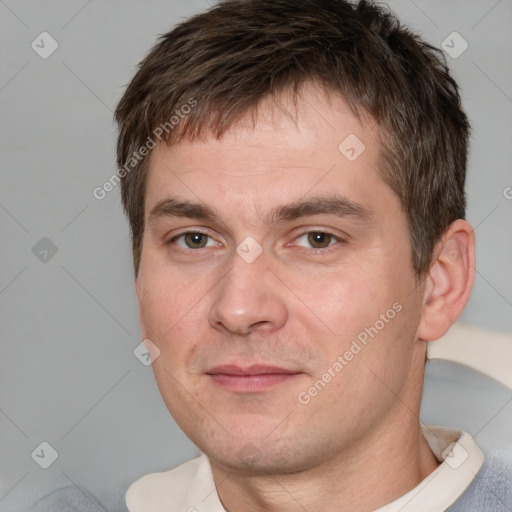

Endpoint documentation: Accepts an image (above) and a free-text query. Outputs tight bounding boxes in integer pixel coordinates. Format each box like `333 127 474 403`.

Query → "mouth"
206 364 303 392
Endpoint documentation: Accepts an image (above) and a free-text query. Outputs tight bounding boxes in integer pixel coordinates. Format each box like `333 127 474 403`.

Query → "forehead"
144 85 394 223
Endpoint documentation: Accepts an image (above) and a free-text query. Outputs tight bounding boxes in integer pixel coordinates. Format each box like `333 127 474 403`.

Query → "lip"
207 364 300 375
206 364 303 392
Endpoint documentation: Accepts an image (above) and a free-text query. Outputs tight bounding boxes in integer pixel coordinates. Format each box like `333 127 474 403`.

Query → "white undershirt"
126 425 484 512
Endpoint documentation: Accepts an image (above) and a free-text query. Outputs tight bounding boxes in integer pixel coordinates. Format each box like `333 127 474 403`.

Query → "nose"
208 247 288 336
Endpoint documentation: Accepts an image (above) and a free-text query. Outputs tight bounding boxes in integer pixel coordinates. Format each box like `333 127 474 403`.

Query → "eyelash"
166 229 345 254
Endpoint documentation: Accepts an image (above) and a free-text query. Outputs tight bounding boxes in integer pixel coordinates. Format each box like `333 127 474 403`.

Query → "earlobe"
417 220 475 341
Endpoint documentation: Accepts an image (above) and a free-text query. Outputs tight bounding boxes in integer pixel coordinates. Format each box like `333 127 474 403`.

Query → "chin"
207 442 331 476
191 422 330 476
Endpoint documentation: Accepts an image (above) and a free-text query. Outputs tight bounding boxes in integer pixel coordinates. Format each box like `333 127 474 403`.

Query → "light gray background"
1 0 511 511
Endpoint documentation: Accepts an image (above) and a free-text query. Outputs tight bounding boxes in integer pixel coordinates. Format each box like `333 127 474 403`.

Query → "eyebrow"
148 195 374 227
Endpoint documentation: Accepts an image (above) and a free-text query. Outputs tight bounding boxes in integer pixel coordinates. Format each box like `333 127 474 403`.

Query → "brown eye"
183 232 209 248
307 232 333 248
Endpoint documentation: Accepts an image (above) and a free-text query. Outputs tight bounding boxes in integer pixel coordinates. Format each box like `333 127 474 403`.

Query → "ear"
417 219 475 341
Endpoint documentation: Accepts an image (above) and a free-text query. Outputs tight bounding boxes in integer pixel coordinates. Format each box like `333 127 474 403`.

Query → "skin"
135 83 475 511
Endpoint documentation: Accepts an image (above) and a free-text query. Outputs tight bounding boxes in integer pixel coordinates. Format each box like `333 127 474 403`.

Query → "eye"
171 231 217 249
295 231 339 249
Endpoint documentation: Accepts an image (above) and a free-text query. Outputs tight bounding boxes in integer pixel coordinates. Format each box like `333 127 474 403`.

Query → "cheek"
290 265 381 338
137 276 170 338
293 261 416 375
137 263 217 370
137 261 205 332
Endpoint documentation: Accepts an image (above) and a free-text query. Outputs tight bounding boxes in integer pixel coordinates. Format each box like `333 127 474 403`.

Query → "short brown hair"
114 0 470 278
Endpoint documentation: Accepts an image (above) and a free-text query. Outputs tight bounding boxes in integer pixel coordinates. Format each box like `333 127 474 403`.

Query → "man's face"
136 86 426 474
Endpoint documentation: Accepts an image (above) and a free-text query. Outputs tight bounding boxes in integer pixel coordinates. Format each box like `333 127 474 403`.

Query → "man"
112 0 509 510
